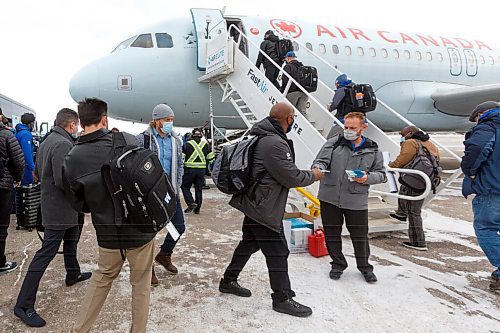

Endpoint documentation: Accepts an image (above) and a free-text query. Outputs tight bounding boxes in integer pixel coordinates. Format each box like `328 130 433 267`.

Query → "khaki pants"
73 239 154 333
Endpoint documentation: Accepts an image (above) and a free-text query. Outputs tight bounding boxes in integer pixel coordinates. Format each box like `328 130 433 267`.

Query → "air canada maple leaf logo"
270 19 302 38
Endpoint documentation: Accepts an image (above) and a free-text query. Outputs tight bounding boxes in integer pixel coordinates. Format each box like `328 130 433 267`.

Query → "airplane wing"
431 84 500 117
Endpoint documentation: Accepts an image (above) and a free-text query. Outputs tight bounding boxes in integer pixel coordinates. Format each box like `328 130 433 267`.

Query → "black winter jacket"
62 129 156 249
255 35 281 68
281 60 304 93
0 123 24 190
229 117 316 232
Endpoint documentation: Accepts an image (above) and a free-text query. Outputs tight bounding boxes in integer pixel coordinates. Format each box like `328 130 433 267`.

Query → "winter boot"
155 252 178 275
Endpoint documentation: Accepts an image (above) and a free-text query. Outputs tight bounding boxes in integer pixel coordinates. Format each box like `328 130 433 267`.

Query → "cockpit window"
112 36 136 53
131 34 154 48
155 33 174 48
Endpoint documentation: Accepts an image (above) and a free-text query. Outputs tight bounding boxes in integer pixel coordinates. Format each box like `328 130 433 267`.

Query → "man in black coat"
14 109 91 328
0 118 24 275
281 51 308 116
255 30 282 90
219 103 323 317
62 98 156 333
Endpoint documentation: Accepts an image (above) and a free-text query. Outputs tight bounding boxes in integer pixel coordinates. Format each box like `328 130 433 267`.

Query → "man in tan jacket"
389 126 440 251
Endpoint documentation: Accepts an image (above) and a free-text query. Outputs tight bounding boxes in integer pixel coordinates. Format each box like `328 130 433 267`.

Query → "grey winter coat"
36 126 78 230
0 123 24 190
136 127 183 194
229 117 316 232
312 135 386 210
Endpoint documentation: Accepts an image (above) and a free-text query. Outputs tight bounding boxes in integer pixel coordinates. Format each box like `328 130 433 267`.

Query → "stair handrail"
371 166 432 200
272 28 463 163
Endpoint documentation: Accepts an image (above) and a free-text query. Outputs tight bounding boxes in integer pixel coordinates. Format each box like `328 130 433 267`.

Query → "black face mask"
286 116 294 133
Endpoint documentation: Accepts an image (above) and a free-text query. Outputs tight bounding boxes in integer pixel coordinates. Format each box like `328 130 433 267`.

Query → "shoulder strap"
112 132 127 148
143 133 150 150
101 165 125 227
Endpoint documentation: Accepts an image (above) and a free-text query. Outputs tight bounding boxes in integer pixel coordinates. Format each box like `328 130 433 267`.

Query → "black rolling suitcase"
15 183 41 231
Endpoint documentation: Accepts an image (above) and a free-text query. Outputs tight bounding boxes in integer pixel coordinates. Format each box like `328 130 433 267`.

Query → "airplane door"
190 8 227 71
447 48 462 76
463 49 478 77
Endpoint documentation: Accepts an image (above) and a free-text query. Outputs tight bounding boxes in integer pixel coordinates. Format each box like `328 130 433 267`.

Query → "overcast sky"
0 0 498 132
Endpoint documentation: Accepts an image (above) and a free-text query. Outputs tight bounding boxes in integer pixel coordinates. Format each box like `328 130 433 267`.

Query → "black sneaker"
362 272 378 283
66 272 92 287
219 279 251 297
329 269 343 280
184 203 198 214
194 209 200 215
402 242 428 251
0 261 17 275
273 298 312 317
389 212 407 222
14 306 46 327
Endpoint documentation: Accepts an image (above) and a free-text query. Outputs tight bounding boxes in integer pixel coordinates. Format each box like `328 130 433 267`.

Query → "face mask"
286 116 294 133
343 129 359 141
162 121 173 134
400 137 406 143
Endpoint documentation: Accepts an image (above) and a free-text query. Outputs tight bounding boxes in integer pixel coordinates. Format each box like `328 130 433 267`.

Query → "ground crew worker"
181 128 215 214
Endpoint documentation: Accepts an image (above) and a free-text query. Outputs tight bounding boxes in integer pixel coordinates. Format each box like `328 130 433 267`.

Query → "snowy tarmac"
0 183 498 332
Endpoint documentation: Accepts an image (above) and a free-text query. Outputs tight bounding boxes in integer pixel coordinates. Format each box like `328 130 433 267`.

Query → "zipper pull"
135 183 145 196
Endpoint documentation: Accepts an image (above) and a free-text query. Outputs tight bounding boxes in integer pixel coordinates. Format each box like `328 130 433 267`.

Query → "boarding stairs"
198 25 450 233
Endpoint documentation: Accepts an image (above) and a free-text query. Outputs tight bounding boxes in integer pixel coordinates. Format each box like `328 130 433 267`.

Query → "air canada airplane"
69 8 500 131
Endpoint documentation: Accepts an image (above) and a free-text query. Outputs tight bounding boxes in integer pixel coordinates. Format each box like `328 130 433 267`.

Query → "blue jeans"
160 197 185 255
472 194 500 271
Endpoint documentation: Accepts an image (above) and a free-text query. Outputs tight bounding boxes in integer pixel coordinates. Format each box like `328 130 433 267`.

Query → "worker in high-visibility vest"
181 128 215 214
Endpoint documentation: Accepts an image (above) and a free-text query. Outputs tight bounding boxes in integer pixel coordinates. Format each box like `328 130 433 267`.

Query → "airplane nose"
69 62 101 102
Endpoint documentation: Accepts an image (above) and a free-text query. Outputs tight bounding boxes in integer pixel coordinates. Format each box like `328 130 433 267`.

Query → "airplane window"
306 43 313 51
131 34 154 48
489 56 494 65
452 53 459 63
357 47 364 56
479 55 485 64
156 33 174 48
381 48 388 58
369 48 376 57
319 44 326 54
292 42 299 51
436 52 444 62
415 51 422 61
426 52 433 61
393 49 399 59
404 50 411 60
345 46 352 56
332 44 339 54
112 36 137 53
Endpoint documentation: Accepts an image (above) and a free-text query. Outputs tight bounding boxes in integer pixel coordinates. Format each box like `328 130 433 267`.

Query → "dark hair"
78 98 107 127
0 106 3 115
55 108 79 128
1 115 8 126
21 113 36 125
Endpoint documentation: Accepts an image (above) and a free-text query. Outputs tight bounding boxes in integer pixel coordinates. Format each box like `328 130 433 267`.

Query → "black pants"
181 169 205 210
399 185 426 246
320 201 373 273
223 216 295 304
264 64 281 90
0 188 13 267
16 226 82 310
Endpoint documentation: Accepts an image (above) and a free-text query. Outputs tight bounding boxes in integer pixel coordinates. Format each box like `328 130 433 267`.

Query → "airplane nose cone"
69 62 101 102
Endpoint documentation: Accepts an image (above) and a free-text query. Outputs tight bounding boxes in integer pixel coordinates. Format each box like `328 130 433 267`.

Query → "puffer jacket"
63 129 156 249
255 34 281 68
229 117 316 232
281 60 304 94
0 123 24 190
312 135 386 210
15 123 35 184
388 131 440 168
461 108 500 197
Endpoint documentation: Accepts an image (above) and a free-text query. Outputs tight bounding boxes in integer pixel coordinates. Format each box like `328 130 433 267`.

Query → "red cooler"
308 230 329 258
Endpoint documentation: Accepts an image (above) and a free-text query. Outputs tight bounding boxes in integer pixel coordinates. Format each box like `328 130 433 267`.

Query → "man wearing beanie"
136 103 185 284
16 113 36 185
255 30 282 90
461 101 500 292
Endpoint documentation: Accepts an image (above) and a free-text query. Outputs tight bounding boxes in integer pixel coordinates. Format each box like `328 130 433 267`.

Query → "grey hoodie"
312 135 386 210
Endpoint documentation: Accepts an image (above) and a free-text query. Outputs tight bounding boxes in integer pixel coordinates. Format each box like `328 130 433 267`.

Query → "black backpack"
399 142 441 193
297 66 318 92
345 84 377 112
277 39 294 60
102 133 177 233
212 136 263 195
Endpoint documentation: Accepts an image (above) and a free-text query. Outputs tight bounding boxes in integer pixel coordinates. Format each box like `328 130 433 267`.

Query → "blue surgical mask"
400 137 406 143
162 122 173 134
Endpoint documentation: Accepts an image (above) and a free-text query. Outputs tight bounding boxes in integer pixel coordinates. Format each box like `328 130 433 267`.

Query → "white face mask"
343 129 359 141
400 137 406 143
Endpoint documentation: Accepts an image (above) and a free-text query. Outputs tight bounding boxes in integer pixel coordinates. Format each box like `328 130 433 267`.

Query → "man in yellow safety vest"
181 128 215 214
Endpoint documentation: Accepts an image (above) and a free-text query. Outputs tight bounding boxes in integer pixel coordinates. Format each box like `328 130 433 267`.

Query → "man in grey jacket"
219 103 324 317
14 109 91 328
312 112 386 283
